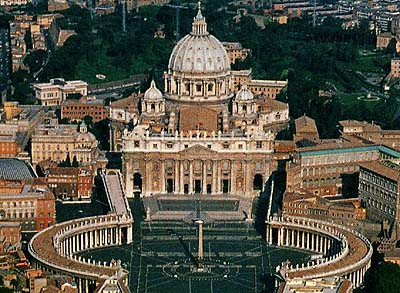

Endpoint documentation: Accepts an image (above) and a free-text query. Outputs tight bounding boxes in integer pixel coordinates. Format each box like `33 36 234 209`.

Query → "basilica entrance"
195 180 202 194
133 173 142 191
222 180 229 193
207 184 212 194
166 179 174 193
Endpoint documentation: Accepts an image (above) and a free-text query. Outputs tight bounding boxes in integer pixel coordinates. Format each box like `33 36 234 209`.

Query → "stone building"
339 119 400 150
122 5 289 198
0 179 55 232
31 119 101 168
0 222 21 250
286 142 400 196
376 32 392 49
391 58 400 78
294 115 319 142
61 96 109 123
222 42 251 64
282 190 366 226
46 167 93 200
33 78 87 106
359 160 400 225
109 93 141 152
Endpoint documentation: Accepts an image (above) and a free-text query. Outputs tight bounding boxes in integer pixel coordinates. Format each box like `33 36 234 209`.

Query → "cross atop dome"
192 0 208 36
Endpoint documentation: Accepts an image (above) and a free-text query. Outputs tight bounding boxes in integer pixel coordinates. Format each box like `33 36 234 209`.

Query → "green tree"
72 155 79 167
362 262 400 293
24 49 47 73
10 279 18 291
83 116 93 127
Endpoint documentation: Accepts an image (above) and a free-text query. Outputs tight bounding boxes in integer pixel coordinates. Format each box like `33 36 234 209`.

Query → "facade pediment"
179 144 217 155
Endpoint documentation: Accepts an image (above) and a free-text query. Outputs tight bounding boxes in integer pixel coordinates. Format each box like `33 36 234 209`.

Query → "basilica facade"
121 6 289 198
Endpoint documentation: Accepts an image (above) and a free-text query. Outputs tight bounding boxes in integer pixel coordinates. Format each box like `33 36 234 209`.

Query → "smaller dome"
144 80 163 101
236 84 254 101
75 131 96 142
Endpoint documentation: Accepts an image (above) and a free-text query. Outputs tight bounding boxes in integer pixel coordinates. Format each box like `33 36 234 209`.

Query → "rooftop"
0 159 36 180
359 160 400 182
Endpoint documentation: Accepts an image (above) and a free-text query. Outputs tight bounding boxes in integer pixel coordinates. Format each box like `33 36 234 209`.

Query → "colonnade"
266 226 340 256
29 214 133 293
266 216 373 289
58 226 127 256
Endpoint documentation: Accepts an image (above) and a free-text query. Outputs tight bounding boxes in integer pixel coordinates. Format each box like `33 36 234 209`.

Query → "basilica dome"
164 4 233 104
168 9 230 74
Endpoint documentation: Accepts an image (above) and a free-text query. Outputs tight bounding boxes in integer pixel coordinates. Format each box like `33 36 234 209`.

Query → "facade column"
230 160 235 194
217 161 221 194
296 230 300 248
161 160 165 193
301 231 305 249
180 160 184 194
144 159 150 196
212 160 217 194
189 160 193 194
175 160 179 194
307 232 310 250
202 160 207 194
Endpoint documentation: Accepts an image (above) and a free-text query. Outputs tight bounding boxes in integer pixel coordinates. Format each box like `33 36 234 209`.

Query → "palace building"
121 5 289 198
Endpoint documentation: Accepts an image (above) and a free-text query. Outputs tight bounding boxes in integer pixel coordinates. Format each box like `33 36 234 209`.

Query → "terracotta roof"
297 139 368 153
257 96 288 112
48 167 79 176
339 120 381 132
110 94 140 110
179 106 218 132
295 115 318 134
284 190 317 202
359 161 400 182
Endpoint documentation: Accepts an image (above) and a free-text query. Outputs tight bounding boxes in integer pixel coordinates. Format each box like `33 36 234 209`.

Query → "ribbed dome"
144 80 163 100
236 84 254 101
168 7 230 74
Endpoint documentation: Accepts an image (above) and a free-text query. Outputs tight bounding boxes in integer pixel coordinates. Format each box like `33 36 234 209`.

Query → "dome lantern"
192 1 208 36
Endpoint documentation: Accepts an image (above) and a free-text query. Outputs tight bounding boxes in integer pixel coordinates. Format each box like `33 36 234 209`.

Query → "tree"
72 155 79 167
24 49 47 73
83 116 93 128
362 262 400 293
10 278 18 291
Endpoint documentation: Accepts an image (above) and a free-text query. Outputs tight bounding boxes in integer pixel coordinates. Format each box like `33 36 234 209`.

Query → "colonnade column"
311 234 315 251
291 229 295 247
